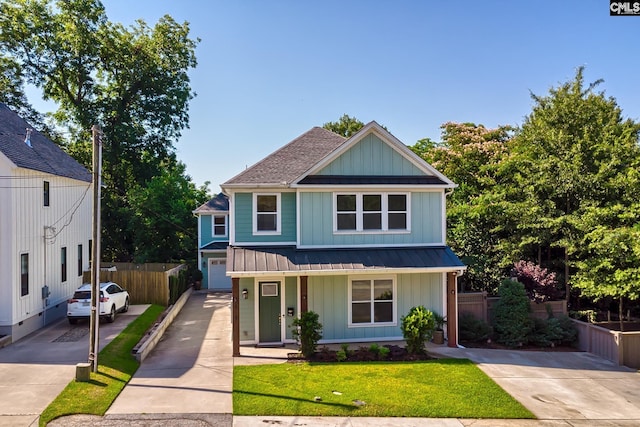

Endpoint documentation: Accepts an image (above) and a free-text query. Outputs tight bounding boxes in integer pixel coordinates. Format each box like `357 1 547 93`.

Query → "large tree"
323 114 364 137
411 122 515 293
506 67 640 300
0 0 203 261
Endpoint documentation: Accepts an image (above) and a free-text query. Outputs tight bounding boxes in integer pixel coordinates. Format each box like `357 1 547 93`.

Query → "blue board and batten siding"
298 191 443 247
236 272 443 343
199 214 229 246
234 192 297 243
316 134 424 176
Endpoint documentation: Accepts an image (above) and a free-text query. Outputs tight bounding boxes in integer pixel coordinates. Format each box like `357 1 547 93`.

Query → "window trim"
212 214 228 237
252 193 281 235
334 192 410 234
20 253 29 297
347 275 397 328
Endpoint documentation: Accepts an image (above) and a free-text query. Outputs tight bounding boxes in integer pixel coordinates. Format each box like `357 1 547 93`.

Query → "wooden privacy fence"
571 319 640 369
82 263 186 306
458 292 567 324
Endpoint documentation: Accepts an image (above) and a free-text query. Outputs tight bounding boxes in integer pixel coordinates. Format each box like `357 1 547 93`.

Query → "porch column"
446 272 458 348
232 277 240 357
300 276 308 313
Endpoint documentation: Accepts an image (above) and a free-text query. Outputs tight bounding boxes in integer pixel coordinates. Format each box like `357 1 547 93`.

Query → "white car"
67 282 130 324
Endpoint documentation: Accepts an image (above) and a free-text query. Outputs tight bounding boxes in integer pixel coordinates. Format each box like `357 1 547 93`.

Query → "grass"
39 304 164 427
234 359 534 419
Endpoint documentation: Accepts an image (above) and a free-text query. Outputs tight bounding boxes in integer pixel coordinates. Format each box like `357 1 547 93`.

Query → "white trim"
233 241 297 247
333 192 411 233
228 191 236 245
229 266 466 278
441 192 447 244
318 336 404 345
261 282 279 297
298 242 445 249
252 193 281 235
347 275 397 328
212 214 228 238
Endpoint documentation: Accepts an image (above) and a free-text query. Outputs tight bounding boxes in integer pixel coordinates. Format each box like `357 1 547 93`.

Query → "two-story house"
0 103 93 342
194 192 231 290
218 121 465 356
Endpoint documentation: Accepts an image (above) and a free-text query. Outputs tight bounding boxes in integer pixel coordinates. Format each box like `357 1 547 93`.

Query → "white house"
0 103 93 342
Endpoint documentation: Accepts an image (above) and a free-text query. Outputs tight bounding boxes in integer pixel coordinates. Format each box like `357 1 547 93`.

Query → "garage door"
208 259 231 290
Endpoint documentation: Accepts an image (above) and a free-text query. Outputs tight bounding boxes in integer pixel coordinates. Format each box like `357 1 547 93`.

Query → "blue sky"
29 1 640 191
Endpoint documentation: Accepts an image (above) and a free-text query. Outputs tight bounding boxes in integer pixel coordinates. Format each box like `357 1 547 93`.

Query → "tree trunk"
564 248 570 302
619 296 624 332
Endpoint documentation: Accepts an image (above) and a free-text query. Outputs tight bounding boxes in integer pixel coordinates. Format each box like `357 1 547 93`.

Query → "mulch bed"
288 345 432 363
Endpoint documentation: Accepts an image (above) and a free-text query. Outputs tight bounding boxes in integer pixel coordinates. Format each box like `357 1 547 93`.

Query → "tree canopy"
0 0 207 262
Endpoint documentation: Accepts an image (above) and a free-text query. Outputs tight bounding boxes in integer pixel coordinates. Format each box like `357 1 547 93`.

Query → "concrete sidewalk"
48 292 640 427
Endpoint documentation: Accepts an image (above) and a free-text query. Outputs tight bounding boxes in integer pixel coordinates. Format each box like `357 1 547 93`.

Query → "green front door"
259 281 281 343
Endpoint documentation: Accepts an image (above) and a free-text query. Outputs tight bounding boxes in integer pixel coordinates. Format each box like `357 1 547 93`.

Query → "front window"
254 193 280 234
20 254 29 297
213 215 227 236
349 276 396 326
335 193 409 232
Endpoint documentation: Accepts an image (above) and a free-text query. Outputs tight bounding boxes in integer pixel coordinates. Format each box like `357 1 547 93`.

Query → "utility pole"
89 125 103 372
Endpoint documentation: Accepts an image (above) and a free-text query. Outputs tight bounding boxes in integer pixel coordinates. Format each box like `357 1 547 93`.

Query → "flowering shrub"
511 261 562 302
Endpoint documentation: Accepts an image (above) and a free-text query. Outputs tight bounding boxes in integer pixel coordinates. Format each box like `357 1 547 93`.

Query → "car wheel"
68 318 78 325
122 297 129 313
106 305 116 323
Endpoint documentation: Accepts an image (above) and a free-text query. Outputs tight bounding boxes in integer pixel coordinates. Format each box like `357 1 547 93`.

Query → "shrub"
401 306 435 355
493 279 531 347
527 314 578 347
291 311 323 358
378 346 390 359
459 312 492 342
336 349 347 362
511 261 562 302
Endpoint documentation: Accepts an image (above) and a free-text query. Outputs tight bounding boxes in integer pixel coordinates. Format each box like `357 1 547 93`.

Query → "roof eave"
227 266 467 277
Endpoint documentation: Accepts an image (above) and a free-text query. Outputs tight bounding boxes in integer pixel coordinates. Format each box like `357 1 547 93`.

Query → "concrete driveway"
432 346 640 422
0 305 149 427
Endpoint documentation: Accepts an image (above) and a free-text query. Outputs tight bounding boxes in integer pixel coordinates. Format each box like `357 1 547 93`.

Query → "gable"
315 133 424 176
294 121 455 187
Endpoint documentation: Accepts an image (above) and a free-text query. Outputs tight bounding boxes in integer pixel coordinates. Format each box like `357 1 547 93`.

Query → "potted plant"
432 312 446 345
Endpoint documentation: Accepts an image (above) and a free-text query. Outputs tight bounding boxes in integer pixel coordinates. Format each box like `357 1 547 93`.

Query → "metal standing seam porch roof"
226 246 466 277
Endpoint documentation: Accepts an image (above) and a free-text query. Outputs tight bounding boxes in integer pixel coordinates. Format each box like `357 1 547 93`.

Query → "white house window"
43 181 50 207
20 253 29 297
253 193 280 234
335 193 409 232
349 276 396 326
213 215 227 236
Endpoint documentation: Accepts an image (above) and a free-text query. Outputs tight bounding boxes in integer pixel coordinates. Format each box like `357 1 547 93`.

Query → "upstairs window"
20 254 29 297
335 193 409 232
213 215 227 237
253 194 280 234
43 181 50 207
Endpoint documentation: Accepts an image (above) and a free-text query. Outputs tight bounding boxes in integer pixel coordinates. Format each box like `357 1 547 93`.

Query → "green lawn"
234 359 534 419
39 305 164 427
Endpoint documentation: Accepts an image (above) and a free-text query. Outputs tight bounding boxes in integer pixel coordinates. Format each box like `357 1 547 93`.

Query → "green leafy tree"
129 161 210 263
323 114 365 137
411 122 515 293
505 67 640 300
572 204 640 331
0 0 199 261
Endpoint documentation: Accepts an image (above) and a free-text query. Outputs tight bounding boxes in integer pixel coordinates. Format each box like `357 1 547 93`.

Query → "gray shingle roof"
223 127 346 186
0 103 91 182
194 192 229 213
227 246 465 276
